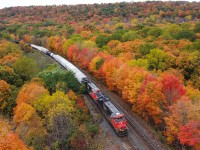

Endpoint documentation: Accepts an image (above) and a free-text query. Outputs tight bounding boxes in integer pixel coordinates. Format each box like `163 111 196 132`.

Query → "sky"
0 0 199 9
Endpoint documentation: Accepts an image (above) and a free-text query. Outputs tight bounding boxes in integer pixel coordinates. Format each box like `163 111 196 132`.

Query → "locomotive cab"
103 101 128 136
111 113 128 136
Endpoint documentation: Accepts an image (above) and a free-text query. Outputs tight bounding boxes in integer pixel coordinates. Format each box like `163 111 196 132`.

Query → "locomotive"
85 79 128 136
30 44 128 136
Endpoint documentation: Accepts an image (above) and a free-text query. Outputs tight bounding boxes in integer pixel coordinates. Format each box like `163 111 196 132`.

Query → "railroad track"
84 95 138 150
85 91 155 150
99 88 156 150
78 68 166 150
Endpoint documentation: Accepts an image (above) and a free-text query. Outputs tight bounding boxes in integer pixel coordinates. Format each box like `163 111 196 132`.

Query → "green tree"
0 80 11 113
194 22 200 33
35 91 79 121
122 30 139 42
55 82 68 93
146 49 169 71
0 41 22 58
128 59 149 69
82 40 96 49
189 39 200 52
3 85 18 117
176 51 200 89
175 30 195 41
95 58 104 70
12 56 38 81
147 27 162 38
114 22 125 30
109 30 125 41
138 43 157 56
180 23 191 30
95 35 109 48
0 66 23 87
38 65 79 93
162 24 181 39
0 31 10 39
69 34 83 42
64 24 75 37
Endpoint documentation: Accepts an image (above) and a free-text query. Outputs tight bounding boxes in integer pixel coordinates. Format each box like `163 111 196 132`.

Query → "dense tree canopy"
38 65 79 93
0 1 200 149
0 80 11 112
12 56 38 81
0 39 100 149
0 66 23 87
35 91 80 149
0 116 28 150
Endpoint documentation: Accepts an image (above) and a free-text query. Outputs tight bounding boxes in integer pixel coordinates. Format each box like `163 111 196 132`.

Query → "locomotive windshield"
114 116 126 122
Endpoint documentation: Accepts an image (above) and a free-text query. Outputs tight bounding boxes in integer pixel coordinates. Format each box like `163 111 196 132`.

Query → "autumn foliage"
178 121 200 146
0 117 28 150
0 40 101 148
0 1 200 149
161 73 186 107
13 81 48 149
134 78 166 125
0 80 11 111
15 81 48 106
43 31 200 149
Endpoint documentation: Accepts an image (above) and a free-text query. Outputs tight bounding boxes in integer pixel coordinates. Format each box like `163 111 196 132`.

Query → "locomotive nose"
119 122 127 129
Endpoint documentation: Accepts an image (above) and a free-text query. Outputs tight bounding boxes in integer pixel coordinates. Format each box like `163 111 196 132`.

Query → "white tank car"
53 54 87 83
31 44 50 53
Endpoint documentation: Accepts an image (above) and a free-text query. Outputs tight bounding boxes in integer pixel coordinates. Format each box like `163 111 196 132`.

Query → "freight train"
20 42 128 136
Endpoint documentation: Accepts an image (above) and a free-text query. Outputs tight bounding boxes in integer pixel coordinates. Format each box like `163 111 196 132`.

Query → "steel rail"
79 69 165 150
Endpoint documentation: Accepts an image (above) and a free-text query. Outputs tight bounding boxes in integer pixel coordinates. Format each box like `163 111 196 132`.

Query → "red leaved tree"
161 73 186 107
178 120 200 148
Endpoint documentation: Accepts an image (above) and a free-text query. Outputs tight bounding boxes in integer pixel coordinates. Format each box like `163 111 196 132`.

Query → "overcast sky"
0 0 199 9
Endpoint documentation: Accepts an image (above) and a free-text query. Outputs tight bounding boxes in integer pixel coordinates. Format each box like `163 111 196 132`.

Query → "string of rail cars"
30 44 128 136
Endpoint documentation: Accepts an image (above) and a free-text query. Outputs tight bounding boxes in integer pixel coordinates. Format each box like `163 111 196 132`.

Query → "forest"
0 40 102 149
0 1 200 150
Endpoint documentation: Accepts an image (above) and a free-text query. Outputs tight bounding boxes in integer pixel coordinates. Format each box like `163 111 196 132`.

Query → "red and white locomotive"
29 44 128 136
85 79 128 136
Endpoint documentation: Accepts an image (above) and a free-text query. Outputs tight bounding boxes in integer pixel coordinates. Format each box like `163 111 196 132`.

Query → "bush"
87 124 99 135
